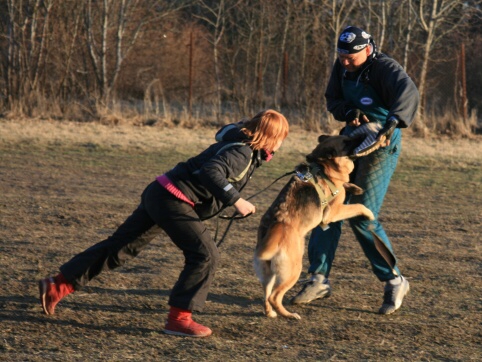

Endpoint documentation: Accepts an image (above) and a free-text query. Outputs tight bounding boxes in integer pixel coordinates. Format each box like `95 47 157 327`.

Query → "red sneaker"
38 273 74 315
163 307 212 337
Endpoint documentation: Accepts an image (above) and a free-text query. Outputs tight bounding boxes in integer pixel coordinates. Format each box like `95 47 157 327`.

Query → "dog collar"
304 163 339 206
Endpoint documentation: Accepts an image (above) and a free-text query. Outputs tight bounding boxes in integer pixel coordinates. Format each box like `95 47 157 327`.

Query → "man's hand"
346 108 370 127
233 198 256 216
376 118 399 147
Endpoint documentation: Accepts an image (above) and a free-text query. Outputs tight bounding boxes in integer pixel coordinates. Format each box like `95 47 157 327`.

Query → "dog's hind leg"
263 274 277 318
268 255 303 320
269 275 301 320
254 259 278 318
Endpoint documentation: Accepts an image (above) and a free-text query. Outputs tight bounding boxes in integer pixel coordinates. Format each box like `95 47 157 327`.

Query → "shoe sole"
163 329 212 338
38 279 51 315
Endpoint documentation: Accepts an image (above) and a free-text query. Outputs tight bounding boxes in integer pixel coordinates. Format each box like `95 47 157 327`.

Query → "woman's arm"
196 145 253 207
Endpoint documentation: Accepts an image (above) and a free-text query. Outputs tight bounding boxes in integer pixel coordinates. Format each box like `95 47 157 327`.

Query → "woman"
38 109 289 338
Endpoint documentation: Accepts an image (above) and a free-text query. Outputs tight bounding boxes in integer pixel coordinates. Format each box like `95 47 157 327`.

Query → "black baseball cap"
337 26 371 54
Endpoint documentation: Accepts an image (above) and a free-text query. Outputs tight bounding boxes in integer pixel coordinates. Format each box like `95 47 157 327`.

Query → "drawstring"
215 170 295 247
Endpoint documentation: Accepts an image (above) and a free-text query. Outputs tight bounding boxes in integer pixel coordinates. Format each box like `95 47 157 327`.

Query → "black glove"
376 118 399 141
345 108 365 123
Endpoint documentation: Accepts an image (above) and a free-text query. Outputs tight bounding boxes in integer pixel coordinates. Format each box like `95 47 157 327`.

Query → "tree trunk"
274 0 290 109
402 0 413 70
417 0 438 128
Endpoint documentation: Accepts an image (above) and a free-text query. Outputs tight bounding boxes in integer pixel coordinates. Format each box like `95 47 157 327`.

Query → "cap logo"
353 44 368 51
339 32 356 43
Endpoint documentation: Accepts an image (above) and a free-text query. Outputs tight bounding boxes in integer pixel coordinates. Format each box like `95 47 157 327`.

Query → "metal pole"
460 43 467 122
283 51 288 105
189 30 193 118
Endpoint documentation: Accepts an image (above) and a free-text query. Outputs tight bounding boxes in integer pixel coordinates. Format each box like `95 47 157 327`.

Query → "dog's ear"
309 135 337 160
306 146 336 162
317 135 330 143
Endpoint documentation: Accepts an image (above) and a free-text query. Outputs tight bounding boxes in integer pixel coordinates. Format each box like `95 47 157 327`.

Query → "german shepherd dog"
254 134 375 319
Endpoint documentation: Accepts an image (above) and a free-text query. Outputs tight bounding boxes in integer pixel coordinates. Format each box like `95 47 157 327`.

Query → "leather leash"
215 171 295 247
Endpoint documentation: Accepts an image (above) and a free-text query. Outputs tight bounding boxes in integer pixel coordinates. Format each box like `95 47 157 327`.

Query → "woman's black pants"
60 181 219 312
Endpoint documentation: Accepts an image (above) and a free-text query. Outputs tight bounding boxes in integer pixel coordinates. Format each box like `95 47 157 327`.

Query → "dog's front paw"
266 310 277 318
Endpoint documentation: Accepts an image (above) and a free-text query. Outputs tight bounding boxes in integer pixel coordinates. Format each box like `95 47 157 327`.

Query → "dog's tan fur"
254 135 375 319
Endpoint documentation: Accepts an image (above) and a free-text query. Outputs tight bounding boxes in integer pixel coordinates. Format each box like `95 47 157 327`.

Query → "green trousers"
307 128 402 281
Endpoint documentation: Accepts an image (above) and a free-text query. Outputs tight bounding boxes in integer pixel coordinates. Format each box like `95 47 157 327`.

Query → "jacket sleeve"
196 145 252 206
325 61 356 123
373 58 420 128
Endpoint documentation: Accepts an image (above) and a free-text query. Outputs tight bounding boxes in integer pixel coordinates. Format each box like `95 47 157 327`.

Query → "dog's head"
306 134 365 162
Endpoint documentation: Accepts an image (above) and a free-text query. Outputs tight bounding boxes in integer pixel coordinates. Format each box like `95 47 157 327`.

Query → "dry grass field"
1 119 481 361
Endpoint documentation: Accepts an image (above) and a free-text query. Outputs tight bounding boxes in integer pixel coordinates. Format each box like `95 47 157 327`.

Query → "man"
291 26 419 314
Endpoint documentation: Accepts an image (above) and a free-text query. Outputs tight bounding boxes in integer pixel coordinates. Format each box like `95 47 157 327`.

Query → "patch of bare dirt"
1 120 481 361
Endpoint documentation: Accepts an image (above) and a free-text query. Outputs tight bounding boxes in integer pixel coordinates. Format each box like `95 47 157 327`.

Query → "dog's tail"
255 223 285 260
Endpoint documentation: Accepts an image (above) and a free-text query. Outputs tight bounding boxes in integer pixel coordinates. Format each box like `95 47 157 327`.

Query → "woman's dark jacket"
325 52 419 128
165 124 260 220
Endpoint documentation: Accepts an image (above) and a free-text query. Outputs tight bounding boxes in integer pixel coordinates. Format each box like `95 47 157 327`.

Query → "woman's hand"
233 198 256 216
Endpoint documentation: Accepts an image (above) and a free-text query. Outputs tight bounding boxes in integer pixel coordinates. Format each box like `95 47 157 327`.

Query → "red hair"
241 110 289 151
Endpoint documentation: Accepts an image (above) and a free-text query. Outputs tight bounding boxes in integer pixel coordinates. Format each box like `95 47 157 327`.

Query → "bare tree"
55 3 83 100
226 1 262 115
194 0 238 118
83 0 186 105
402 0 415 70
328 0 359 64
287 0 333 123
416 0 473 124
0 0 480 129
273 0 291 109
2 0 54 110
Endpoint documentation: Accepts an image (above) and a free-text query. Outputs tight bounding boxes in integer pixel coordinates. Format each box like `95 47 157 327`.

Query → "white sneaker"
378 275 410 315
290 274 331 305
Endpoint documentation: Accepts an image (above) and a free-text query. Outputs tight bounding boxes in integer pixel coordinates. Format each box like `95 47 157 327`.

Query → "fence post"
460 43 467 122
189 30 193 119
282 51 288 105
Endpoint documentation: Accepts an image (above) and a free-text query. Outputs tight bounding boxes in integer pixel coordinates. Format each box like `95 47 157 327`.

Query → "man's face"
338 47 369 72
